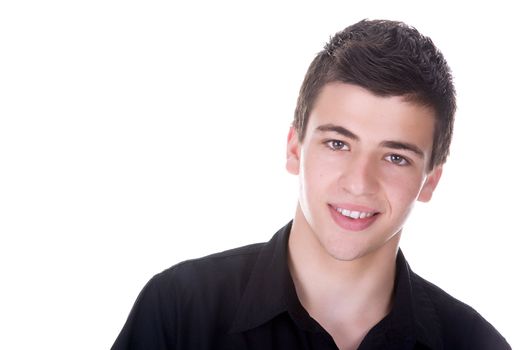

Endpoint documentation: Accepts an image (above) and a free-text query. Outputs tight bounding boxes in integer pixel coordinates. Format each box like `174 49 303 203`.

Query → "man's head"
286 20 455 262
293 19 455 171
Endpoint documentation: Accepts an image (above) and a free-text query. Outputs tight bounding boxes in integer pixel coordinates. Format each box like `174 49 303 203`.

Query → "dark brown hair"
293 19 456 170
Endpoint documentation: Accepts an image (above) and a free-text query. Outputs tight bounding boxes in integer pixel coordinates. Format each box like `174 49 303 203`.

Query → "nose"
339 153 379 196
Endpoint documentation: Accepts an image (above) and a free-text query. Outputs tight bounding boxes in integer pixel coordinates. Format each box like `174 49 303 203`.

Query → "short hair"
293 19 456 170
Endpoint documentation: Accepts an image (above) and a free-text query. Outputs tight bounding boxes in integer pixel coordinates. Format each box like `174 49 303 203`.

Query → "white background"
1 1 523 349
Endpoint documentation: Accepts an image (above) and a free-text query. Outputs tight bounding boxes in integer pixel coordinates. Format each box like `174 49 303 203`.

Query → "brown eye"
385 154 409 166
325 140 349 151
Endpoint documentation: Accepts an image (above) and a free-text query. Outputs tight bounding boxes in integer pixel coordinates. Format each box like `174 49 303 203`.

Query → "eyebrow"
315 123 425 158
315 124 359 140
379 141 424 158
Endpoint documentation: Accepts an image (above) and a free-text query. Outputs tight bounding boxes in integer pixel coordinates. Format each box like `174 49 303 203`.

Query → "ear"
286 126 300 175
417 166 443 203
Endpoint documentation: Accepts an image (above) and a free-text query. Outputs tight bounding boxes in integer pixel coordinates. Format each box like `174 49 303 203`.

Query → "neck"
287 208 400 328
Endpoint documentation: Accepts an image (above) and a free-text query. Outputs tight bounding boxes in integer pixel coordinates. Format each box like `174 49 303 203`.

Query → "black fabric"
111 221 511 349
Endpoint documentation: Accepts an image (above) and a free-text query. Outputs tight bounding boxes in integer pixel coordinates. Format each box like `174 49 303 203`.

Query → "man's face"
286 82 442 261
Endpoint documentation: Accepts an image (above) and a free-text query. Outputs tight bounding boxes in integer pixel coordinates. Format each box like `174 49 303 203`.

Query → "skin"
286 82 442 349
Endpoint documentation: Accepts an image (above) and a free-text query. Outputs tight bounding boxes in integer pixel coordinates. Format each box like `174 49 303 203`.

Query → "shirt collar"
229 221 444 349
229 221 294 333
385 250 444 349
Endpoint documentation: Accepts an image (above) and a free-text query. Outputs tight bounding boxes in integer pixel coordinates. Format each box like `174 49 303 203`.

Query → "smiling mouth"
329 205 380 231
335 207 378 219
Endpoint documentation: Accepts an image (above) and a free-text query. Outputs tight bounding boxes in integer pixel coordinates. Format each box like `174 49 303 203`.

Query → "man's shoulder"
111 240 275 350
151 241 265 299
410 271 510 349
411 271 477 317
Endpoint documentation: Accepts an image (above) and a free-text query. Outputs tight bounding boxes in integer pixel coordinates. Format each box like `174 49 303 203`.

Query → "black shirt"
111 222 511 349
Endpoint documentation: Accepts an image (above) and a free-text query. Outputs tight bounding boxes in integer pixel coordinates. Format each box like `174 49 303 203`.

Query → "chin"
324 244 370 262
323 234 399 263
329 252 365 262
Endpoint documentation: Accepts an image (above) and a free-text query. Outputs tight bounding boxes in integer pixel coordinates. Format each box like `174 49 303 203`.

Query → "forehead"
307 83 436 149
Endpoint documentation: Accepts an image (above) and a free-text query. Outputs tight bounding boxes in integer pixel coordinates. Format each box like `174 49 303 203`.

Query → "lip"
330 203 378 212
328 204 380 231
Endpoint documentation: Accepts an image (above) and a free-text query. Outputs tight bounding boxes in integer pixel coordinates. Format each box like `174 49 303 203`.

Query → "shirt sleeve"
111 274 177 350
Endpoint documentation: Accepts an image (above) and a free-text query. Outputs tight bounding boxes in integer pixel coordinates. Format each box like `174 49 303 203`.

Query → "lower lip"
328 205 379 232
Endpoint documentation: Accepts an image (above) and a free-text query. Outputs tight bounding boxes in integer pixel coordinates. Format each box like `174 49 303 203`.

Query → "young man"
112 20 510 349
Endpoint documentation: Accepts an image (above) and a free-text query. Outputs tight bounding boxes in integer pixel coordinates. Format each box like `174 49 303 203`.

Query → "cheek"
298 157 338 216
380 169 425 207
301 152 342 193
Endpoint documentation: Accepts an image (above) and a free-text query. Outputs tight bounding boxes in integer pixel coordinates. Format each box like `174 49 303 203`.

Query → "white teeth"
349 211 361 219
336 207 375 219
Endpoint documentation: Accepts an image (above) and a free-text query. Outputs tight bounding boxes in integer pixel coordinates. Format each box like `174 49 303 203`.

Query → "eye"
324 140 350 151
385 154 410 166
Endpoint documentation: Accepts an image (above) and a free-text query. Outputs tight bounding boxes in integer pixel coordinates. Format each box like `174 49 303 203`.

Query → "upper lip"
329 203 380 214
330 204 380 220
